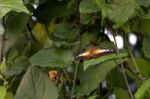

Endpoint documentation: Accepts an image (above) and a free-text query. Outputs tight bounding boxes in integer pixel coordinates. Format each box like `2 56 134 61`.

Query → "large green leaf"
30 48 74 67
134 78 150 99
5 12 29 35
0 86 6 99
14 66 58 99
108 0 139 26
83 52 128 70
79 0 98 13
76 58 127 97
0 0 29 19
143 36 150 58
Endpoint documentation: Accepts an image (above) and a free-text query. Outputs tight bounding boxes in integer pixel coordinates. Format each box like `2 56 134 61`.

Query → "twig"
63 69 71 83
71 62 79 99
113 30 135 99
124 34 139 73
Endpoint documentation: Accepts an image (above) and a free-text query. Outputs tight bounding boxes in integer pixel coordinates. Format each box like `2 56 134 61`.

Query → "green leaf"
30 48 74 67
80 32 97 50
76 58 127 97
95 0 111 19
137 0 150 7
140 19 150 35
79 0 98 13
80 13 95 25
2 56 29 77
0 0 29 18
141 10 150 19
143 36 150 58
109 0 139 26
5 12 29 35
53 23 79 41
14 66 58 99
87 95 97 99
0 86 6 99
4 91 13 99
84 52 128 70
135 78 150 99
128 58 150 77
114 88 130 99
54 41 79 48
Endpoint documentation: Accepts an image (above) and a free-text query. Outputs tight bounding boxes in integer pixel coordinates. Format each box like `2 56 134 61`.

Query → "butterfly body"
76 47 115 60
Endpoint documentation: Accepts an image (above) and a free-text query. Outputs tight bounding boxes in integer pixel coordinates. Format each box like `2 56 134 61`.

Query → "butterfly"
75 46 115 60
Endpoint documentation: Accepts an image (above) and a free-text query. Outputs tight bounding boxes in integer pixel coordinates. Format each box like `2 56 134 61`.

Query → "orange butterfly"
75 46 115 60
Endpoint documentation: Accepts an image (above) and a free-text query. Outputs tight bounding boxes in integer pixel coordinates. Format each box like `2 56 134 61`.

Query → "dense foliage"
0 0 150 99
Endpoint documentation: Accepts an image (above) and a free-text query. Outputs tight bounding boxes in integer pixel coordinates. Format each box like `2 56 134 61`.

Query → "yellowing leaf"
48 18 56 33
32 22 52 45
0 86 6 99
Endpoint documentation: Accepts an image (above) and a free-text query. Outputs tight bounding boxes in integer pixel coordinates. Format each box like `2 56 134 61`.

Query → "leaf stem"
113 30 135 99
71 62 79 99
63 69 71 83
124 36 139 73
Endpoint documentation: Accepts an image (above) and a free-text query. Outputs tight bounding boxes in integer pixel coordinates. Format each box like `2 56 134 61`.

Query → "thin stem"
63 69 71 83
71 62 79 99
113 30 135 99
124 37 139 73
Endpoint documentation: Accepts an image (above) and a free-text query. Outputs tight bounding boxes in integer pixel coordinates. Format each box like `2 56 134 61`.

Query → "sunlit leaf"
114 88 130 99
87 95 97 99
0 0 29 18
0 86 6 99
4 91 13 99
15 66 58 99
135 78 150 99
